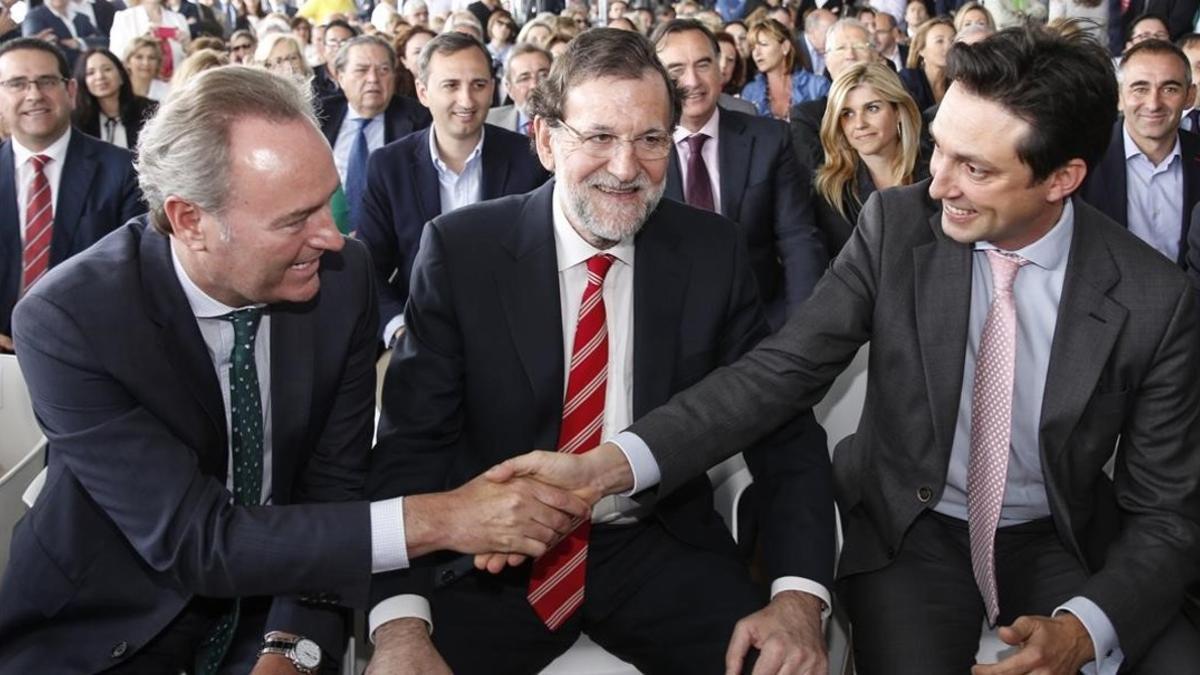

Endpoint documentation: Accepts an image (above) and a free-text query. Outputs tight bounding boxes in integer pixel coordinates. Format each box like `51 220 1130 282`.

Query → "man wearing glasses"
366 27 834 675
0 39 142 353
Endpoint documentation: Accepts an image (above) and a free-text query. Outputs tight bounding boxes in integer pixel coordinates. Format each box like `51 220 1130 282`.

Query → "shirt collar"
12 127 72 168
972 198 1074 272
428 124 486 177
49 4 76 20
1122 122 1182 167
673 105 720 146
346 104 382 123
170 241 267 319
551 181 635 273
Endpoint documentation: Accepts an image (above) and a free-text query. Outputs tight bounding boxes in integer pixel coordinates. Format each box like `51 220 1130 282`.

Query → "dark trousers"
429 519 765 675
840 511 1200 675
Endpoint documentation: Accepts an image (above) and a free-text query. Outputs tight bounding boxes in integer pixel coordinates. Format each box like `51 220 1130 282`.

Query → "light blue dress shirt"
1122 125 1183 264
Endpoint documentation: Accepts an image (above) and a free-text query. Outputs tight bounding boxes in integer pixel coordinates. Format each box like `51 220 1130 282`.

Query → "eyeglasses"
0 75 68 94
267 53 304 69
554 120 672 160
827 42 874 54
230 42 255 52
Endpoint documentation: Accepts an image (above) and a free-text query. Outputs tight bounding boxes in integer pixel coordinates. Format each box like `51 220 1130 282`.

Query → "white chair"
0 353 42 473
0 438 46 578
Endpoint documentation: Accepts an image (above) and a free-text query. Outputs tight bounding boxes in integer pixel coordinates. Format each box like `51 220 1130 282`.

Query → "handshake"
403 442 637 572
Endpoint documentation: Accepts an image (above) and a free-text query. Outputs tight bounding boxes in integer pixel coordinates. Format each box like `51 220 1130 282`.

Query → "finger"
486 554 508 574
1004 616 1036 644
528 480 593 520
506 553 527 567
750 637 786 675
508 519 558 548
725 622 753 675
997 624 1025 646
484 451 553 483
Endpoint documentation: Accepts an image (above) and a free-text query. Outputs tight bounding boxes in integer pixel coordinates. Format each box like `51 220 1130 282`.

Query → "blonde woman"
814 62 927 255
899 16 954 111
123 36 170 100
953 2 996 33
255 32 312 85
110 0 190 80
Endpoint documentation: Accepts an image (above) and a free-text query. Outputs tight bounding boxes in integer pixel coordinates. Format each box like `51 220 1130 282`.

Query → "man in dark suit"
874 11 908 71
652 20 827 328
1080 39 1200 270
358 33 548 346
798 8 836 74
485 41 551 134
0 65 588 674
0 38 141 353
495 26 1200 675
88 0 120 37
365 28 834 675
21 0 97 66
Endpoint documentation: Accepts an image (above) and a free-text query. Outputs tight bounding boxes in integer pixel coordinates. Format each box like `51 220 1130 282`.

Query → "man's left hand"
725 591 827 675
972 613 1094 675
249 653 299 675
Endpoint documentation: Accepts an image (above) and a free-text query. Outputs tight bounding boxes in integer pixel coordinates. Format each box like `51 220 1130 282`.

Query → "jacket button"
440 569 456 584
111 641 128 659
917 486 933 503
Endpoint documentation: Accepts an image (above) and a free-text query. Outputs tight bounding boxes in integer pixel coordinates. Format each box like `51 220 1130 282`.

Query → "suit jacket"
628 181 1200 664
21 5 98 66
665 109 828 328
789 96 826 171
92 0 119 36
0 131 143 337
485 103 521 133
73 95 157 152
0 220 379 673
317 92 432 151
356 124 550 339
718 92 758 117
367 180 834 608
1079 122 1200 269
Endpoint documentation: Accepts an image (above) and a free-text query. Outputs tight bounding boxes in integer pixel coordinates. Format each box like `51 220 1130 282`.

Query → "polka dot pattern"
967 250 1029 626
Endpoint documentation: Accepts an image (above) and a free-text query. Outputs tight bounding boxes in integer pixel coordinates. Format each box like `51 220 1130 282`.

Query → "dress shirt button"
917 486 933 503
110 641 128 659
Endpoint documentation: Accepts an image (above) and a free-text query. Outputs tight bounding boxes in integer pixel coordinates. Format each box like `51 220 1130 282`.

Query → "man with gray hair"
0 65 590 674
487 41 552 134
366 27 833 675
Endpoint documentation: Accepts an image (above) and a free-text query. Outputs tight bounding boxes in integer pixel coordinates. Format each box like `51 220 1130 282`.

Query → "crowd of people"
2 0 1200 673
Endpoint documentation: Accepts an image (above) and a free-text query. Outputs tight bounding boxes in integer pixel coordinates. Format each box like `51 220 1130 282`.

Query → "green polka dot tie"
195 307 265 675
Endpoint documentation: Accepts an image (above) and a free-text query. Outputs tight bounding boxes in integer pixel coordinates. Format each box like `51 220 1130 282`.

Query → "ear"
415 76 429 107
163 196 210 251
532 116 555 172
1045 158 1087 202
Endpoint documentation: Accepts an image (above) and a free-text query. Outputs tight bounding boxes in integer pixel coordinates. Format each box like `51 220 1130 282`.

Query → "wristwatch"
259 632 322 674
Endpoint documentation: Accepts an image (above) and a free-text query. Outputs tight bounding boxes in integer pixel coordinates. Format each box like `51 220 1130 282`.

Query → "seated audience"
442 10 483 41
402 0 429 26
953 1 995 33
227 26 256 63
311 18 356 98
487 41 551 133
22 0 98 68
111 0 192 79
255 30 311 84
741 18 830 119
72 47 158 150
813 61 926 255
169 46 228 88
486 9 515 69
899 16 953 111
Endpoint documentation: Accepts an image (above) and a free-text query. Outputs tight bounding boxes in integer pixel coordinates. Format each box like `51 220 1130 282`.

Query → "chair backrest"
0 354 42 472
0 439 46 577
812 345 869 453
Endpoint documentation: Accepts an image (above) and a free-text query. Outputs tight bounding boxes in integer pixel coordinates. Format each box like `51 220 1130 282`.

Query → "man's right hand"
403 473 592 561
366 618 450 675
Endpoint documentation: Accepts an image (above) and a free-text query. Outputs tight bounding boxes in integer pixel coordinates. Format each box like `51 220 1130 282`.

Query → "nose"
308 207 345 252
605 141 640 182
927 147 955 201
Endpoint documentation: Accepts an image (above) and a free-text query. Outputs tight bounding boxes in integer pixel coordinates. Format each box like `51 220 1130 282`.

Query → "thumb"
484 450 552 483
997 617 1034 646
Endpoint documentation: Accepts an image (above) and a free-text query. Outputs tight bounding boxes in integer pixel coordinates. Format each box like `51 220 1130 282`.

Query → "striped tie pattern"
22 154 53 293
527 253 615 631
967 250 1029 626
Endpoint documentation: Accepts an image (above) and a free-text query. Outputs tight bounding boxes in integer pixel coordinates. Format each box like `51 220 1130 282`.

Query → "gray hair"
504 41 552 82
333 34 397 74
827 18 876 49
417 31 492 84
442 10 484 38
135 65 316 235
402 0 426 14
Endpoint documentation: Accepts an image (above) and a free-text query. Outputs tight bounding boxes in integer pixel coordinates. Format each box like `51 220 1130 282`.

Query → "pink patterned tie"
527 253 615 631
968 249 1029 626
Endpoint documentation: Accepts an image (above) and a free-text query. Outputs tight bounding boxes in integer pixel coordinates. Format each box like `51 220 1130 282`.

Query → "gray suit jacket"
627 180 1200 663
486 104 521 133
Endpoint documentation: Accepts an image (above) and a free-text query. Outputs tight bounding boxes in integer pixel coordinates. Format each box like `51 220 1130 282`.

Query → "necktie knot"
985 249 1029 297
357 117 372 131
586 253 616 281
30 154 50 172
221 307 263 350
685 133 709 154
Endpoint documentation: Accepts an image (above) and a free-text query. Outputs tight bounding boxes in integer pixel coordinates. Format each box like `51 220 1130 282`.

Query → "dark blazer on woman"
898 67 937 113
814 155 931 257
74 95 157 152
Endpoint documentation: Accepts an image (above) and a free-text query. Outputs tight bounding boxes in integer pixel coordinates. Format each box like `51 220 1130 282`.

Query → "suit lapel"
269 299 314 503
496 182 564 437
139 225 228 476
913 209 972 459
412 129 442 222
631 206 686 417
717 111 751 220
51 133 98 265
480 128 512 199
1039 201 1125 464
0 142 17 275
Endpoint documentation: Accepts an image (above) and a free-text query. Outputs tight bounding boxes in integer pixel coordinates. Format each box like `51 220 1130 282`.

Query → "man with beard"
365 27 835 675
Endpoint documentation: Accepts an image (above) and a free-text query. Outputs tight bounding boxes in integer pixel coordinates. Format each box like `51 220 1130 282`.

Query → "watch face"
294 639 322 669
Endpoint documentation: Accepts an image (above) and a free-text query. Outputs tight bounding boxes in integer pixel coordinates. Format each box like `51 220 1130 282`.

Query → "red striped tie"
527 253 616 631
22 154 53 293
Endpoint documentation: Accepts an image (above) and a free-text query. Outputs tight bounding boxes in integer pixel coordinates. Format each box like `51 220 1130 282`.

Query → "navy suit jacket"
367 180 834 606
0 131 143 337
1079 122 1200 269
666 109 828 329
21 5 98 65
317 93 432 151
356 124 550 339
0 221 379 672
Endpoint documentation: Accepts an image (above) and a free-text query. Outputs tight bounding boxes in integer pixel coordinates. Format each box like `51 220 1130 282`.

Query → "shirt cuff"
383 314 406 348
608 431 662 496
367 595 433 643
369 496 410 573
771 577 833 621
1054 596 1124 675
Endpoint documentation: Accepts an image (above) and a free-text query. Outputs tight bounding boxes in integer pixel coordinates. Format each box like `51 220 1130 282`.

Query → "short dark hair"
416 32 493 84
649 18 719 58
944 24 1117 181
1121 38 1193 86
0 38 71 80
324 19 358 38
526 27 680 128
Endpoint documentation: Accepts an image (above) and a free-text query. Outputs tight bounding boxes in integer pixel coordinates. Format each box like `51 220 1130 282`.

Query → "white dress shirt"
14 128 71 243
673 107 723 214
99 113 129 149
332 108 386 185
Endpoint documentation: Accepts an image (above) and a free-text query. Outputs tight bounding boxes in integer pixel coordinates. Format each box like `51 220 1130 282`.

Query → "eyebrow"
1126 77 1186 88
928 128 993 168
271 186 339 227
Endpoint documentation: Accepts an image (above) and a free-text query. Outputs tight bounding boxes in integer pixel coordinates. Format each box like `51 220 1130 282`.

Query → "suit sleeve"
367 222 468 603
116 155 145 224
10 291 374 614
264 240 381 659
771 132 829 309
357 149 409 342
